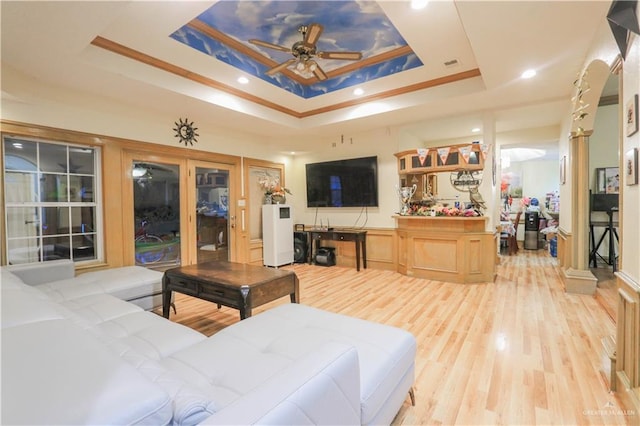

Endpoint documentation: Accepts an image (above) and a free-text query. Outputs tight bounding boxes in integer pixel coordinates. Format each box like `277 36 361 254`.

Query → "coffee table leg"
290 275 300 303
162 275 172 319
240 285 251 320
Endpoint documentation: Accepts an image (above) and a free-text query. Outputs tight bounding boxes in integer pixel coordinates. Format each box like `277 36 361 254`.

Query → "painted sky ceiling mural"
170 0 423 99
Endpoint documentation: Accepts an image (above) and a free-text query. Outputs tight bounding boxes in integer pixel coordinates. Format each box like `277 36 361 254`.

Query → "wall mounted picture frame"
627 94 639 137
625 148 638 185
605 167 620 193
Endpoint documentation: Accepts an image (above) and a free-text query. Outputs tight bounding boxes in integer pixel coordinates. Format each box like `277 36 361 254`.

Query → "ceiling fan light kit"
249 23 362 82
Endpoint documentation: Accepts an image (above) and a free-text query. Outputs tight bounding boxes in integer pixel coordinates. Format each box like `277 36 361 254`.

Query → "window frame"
2 135 103 265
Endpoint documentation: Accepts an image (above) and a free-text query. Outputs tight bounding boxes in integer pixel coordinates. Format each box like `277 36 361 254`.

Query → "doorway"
588 72 620 320
191 162 233 264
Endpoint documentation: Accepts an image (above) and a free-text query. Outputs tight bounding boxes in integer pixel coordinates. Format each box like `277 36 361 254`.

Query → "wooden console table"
308 230 367 271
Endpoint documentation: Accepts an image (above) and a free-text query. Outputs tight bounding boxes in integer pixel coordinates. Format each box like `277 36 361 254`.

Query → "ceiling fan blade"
304 23 324 47
249 39 290 53
311 62 327 81
317 51 362 60
265 58 297 76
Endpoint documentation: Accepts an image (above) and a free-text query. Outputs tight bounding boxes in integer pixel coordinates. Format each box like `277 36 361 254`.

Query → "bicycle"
134 219 166 264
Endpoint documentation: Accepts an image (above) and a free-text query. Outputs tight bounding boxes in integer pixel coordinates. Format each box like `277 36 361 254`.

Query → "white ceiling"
0 1 614 151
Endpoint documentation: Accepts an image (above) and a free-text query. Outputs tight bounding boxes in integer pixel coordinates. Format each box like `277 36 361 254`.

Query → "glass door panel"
132 162 181 269
195 167 229 263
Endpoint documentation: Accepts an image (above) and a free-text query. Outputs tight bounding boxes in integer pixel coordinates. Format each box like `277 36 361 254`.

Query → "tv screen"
306 156 378 207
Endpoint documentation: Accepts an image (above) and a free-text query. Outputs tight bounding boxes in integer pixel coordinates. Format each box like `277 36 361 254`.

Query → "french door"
187 160 236 264
123 153 236 269
130 159 182 269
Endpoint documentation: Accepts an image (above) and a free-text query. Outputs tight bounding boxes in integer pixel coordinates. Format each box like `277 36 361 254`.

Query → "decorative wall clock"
173 118 199 146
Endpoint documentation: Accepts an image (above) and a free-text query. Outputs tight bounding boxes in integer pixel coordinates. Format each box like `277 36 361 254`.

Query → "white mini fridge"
262 204 294 267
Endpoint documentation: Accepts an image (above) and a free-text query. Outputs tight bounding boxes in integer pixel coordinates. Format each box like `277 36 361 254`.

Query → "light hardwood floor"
165 250 636 425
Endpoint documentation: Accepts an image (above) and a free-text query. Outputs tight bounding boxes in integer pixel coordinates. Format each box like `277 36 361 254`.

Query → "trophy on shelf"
397 184 417 215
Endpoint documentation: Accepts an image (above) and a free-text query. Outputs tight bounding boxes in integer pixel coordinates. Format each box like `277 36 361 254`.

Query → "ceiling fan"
249 23 362 81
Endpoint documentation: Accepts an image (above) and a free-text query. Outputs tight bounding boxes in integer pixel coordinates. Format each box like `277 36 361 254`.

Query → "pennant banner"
417 148 429 165
458 145 473 163
480 143 491 160
437 147 451 164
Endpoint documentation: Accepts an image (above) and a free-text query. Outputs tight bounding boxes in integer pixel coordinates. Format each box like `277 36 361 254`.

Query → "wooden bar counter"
394 215 496 284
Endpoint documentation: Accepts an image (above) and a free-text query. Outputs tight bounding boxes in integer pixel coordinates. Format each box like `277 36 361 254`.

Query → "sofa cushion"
0 268 27 287
0 279 84 329
1 287 67 328
36 265 163 303
95 310 206 360
212 303 416 425
105 339 217 425
3 259 74 285
200 342 361 426
1 319 173 425
161 332 296 410
57 292 143 324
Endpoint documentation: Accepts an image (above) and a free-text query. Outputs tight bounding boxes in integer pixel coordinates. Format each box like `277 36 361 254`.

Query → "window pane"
6 207 40 238
40 174 68 202
39 143 67 173
71 206 94 233
4 171 38 202
4 139 37 171
69 147 95 174
71 235 95 261
42 206 69 235
69 175 94 202
133 162 180 267
44 236 70 261
7 239 40 264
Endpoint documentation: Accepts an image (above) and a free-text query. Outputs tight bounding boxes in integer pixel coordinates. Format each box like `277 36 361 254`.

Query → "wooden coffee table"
162 261 299 320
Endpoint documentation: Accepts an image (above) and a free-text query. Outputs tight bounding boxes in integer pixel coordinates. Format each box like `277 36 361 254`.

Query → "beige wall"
288 127 401 230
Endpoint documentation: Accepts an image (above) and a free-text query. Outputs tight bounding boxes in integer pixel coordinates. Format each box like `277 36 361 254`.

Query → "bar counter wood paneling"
394 215 496 284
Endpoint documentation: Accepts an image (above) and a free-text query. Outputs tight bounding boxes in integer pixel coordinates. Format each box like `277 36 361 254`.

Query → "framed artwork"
605 167 620 194
627 94 639 137
503 171 522 197
560 155 566 185
625 148 638 185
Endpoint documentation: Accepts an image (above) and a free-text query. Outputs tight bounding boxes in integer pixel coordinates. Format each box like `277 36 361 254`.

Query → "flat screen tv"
306 156 378 207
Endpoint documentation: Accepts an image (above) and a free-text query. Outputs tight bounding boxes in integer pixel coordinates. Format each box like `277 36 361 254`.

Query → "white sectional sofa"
1 261 416 425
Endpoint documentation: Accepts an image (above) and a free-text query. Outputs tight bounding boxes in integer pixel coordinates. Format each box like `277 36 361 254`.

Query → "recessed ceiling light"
521 69 536 79
237 76 249 84
353 88 364 96
411 0 429 10
471 127 481 133
290 151 296 155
